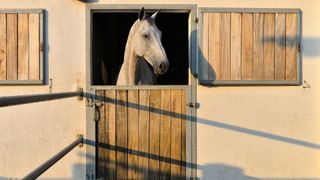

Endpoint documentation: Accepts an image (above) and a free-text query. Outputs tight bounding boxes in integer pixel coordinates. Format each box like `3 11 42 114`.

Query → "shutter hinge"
193 16 198 24
188 102 200 109
40 42 44 52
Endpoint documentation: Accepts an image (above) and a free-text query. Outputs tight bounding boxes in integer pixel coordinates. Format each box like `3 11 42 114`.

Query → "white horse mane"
116 8 169 85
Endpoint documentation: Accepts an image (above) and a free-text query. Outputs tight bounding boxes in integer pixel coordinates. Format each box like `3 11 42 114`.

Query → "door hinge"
193 16 198 24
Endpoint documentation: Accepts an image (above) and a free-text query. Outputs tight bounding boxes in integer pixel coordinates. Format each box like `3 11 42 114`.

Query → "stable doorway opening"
91 11 189 85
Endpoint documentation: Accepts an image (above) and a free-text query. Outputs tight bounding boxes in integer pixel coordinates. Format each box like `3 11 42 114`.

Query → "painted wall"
196 1 320 179
0 1 87 179
0 0 319 179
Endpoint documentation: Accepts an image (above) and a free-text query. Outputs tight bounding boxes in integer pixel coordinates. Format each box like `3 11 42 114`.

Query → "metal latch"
86 95 95 107
86 95 104 107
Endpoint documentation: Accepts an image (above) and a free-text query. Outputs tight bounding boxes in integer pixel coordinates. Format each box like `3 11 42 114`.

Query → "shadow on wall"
4 105 320 179
198 34 320 85
73 153 258 180
263 36 320 57
74 152 320 180
302 38 320 57
200 164 258 180
89 93 320 150
83 93 320 179
76 0 99 3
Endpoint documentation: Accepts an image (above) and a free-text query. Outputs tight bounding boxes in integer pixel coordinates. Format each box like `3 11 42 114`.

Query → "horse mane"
123 20 140 66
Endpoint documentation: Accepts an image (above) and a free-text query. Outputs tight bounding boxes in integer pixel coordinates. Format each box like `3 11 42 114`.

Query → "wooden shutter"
0 9 43 85
199 9 301 85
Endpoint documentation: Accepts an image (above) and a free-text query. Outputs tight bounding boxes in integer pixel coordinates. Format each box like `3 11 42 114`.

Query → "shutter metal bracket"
303 80 311 89
188 102 200 109
40 42 44 52
77 134 84 148
193 16 198 24
77 87 83 101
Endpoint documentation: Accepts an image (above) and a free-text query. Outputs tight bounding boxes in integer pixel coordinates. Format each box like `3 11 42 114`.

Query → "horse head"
133 7 169 75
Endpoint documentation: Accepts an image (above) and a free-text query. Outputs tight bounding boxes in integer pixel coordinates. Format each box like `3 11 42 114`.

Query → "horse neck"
122 20 140 85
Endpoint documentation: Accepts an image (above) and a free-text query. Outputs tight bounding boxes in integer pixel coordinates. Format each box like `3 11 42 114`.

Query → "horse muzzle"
155 60 169 75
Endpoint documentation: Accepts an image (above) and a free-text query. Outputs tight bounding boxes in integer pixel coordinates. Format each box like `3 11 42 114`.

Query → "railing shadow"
79 147 255 180
84 92 320 150
77 148 320 180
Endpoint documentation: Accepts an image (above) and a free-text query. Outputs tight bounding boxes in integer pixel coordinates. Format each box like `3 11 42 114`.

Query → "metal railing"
0 89 85 179
23 135 83 180
0 89 83 108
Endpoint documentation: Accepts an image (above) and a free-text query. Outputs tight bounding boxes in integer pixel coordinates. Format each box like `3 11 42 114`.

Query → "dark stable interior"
91 12 189 85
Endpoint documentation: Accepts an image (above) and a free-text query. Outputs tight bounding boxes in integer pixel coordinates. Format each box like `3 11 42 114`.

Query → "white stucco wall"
0 1 87 179
0 0 319 179
196 1 320 179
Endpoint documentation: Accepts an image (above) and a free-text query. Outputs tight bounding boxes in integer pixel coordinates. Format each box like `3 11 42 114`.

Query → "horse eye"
144 34 149 38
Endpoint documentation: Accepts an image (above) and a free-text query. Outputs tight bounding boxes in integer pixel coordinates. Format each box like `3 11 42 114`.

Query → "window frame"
0 9 45 85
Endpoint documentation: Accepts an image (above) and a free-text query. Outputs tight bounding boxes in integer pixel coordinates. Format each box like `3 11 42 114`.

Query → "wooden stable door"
96 88 187 179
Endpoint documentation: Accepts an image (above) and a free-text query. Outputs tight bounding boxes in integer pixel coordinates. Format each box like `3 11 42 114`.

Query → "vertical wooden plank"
116 90 128 179
201 13 209 80
0 14 6 80
286 13 298 80
96 90 106 179
29 14 40 80
253 13 264 80
170 90 182 179
180 90 186 178
18 14 29 80
263 13 275 80
139 90 150 179
6 14 18 80
208 13 220 80
220 13 231 80
230 13 242 80
275 13 286 80
149 90 161 180
127 90 139 179
160 90 171 179
105 90 116 179
242 13 253 80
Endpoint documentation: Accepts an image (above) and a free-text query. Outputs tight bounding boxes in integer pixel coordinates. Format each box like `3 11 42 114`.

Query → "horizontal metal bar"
23 136 83 180
199 8 301 13
199 80 300 86
88 4 196 11
90 85 191 90
0 91 81 108
0 9 44 13
0 80 44 85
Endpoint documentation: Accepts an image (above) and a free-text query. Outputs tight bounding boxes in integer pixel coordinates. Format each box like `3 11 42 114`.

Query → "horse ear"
151 9 160 20
138 7 145 20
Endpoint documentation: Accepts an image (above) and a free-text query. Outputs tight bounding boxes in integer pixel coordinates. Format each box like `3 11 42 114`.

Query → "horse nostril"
159 62 164 70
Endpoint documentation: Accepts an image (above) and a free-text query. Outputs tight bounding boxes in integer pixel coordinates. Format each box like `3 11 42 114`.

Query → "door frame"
85 4 198 179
